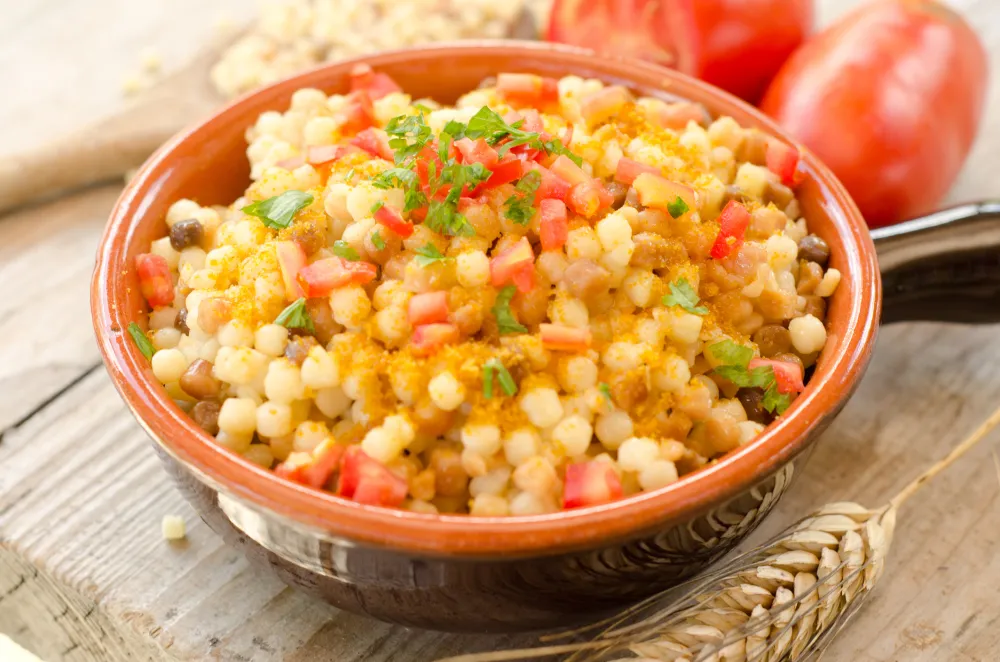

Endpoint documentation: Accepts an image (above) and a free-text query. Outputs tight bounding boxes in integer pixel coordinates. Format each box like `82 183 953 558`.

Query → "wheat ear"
438 403 1000 662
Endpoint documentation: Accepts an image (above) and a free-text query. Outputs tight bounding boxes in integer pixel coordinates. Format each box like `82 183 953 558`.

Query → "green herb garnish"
274 298 315 334
482 358 517 399
242 190 313 230
371 230 386 250
599 382 613 407
666 196 690 219
385 113 434 165
491 285 527 335
465 106 582 165
708 340 792 415
503 170 542 225
127 322 155 361
370 200 385 214
413 243 452 267
662 278 708 315
331 240 359 261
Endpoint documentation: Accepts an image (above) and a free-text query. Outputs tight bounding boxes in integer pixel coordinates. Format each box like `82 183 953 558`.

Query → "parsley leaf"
274 298 315 334
441 120 468 140
465 106 583 166
599 382 613 408
708 340 793 415
666 196 690 219
371 230 386 251
385 113 433 165
372 167 418 190
662 278 708 315
503 170 541 225
413 103 433 114
483 358 517 398
491 285 527 335
331 240 359 261
413 243 452 267
424 200 475 237
127 322 155 361
370 200 384 214
242 190 313 230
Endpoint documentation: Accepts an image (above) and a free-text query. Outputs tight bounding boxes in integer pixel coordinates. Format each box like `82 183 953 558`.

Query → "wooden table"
2 1 999 660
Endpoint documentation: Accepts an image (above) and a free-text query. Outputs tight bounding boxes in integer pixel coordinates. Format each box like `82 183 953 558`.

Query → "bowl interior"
93 42 881 556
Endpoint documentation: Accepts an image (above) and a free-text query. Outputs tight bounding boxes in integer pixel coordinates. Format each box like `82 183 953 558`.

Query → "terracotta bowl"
92 42 999 633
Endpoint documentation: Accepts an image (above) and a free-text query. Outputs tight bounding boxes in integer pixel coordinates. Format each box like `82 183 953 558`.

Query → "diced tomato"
549 155 590 186
454 137 499 168
580 85 632 126
373 204 414 238
567 179 614 218
306 144 356 165
275 439 345 489
336 90 375 134
276 155 306 170
350 128 394 161
539 199 569 252
632 173 697 215
765 139 802 188
275 241 308 301
408 291 449 326
480 156 523 190
540 323 592 351
524 163 571 201
710 200 751 260
614 157 660 186
748 358 805 394
348 63 402 101
496 73 560 107
652 102 709 130
519 109 545 133
337 447 408 508
410 323 460 356
563 461 623 509
415 146 445 190
490 237 535 293
135 253 174 308
297 257 377 297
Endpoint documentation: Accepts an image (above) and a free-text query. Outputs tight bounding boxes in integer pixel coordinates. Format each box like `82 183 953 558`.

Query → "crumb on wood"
161 515 186 541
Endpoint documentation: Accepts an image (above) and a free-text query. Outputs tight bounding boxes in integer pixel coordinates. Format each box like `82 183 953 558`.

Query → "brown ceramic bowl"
92 42 1000 633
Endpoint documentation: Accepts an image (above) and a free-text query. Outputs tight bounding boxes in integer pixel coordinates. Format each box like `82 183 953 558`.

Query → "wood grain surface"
2 1 999 661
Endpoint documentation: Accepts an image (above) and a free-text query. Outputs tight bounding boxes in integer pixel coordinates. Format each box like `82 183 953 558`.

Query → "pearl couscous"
130 69 839 515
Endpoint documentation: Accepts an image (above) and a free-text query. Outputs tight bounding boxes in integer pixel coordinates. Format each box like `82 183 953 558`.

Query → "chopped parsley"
666 196 690 219
372 167 419 191
127 322 155 361
384 113 434 165
413 243 451 267
708 340 792 415
370 200 385 214
371 230 386 250
491 285 527 335
662 278 708 315
464 107 582 166
344 167 356 182
331 240 359 261
482 359 517 399
503 170 541 225
242 190 313 230
274 298 315 334
599 382 613 408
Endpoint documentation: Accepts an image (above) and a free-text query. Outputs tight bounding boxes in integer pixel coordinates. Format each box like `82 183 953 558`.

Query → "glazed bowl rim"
92 40 881 557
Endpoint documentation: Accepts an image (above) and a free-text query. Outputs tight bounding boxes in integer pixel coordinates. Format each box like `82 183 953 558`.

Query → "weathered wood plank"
3 0 1000 661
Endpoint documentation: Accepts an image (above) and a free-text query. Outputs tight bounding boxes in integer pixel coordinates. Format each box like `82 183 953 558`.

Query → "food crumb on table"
161 515 187 540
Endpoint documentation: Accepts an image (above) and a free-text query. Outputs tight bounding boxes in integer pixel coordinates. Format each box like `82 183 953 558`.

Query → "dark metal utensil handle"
871 201 1000 324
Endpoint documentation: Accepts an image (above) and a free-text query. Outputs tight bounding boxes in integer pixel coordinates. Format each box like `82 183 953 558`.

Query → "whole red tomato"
760 0 988 227
547 0 814 102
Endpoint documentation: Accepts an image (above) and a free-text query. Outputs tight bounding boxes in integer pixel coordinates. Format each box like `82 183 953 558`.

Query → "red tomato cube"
337 447 408 508
540 323 592 351
410 323 460 356
336 90 376 134
539 199 569 251
748 358 805 394
614 157 660 186
350 128 394 161
297 257 377 297
765 139 802 187
496 73 560 107
563 461 623 509
549 154 590 186
454 137 500 168
135 253 174 308
275 241 308 301
567 179 613 218
348 63 402 101
710 200 751 259
408 291 449 326
632 173 696 214
373 204 414 238
524 163 571 201
489 237 535 293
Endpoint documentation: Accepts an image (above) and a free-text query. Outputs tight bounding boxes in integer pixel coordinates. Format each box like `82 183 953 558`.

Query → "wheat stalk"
438 404 1000 662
